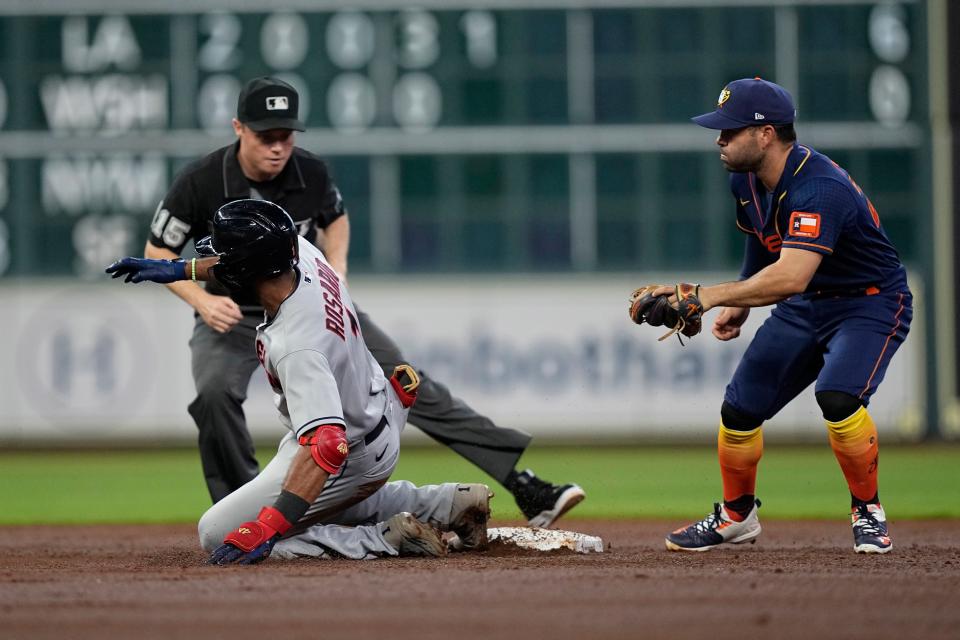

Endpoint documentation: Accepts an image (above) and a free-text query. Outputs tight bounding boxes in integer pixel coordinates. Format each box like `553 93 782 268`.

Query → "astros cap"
237 76 305 132
692 77 795 130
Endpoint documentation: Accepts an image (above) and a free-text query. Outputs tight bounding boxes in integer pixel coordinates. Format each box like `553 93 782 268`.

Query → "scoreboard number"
261 12 308 70
198 12 242 71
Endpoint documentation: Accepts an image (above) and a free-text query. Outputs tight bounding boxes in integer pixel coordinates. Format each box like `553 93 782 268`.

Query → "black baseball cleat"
509 469 585 528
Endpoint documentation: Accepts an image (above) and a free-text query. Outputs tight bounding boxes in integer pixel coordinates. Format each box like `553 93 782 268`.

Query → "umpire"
145 77 584 526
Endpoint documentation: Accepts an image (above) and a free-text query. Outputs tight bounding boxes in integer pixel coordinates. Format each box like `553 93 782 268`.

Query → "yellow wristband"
191 257 197 282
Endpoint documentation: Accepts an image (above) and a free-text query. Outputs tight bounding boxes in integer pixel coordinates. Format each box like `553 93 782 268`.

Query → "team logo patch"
789 211 821 239
266 96 289 111
717 88 731 108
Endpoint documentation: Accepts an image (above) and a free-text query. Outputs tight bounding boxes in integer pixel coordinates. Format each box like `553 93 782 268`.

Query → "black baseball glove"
628 283 704 342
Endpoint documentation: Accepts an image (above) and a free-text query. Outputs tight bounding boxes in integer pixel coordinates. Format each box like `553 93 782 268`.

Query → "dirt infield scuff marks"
1 521 959 640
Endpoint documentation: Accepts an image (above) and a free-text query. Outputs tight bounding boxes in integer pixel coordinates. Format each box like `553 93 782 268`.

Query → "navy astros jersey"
731 143 907 294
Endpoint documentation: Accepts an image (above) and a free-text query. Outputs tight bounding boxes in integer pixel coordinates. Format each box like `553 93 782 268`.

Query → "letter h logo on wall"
51 330 115 395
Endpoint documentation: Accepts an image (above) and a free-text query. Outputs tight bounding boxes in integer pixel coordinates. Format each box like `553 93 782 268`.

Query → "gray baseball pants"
188 308 532 503
198 387 459 559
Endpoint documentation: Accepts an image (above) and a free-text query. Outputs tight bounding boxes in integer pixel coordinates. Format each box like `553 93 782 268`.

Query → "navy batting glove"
105 257 186 283
208 537 279 566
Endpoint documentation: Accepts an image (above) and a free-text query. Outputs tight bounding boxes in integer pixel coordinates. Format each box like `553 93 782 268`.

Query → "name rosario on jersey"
315 258 347 341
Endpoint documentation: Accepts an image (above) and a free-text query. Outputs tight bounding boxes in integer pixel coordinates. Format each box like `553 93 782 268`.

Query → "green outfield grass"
2 444 958 525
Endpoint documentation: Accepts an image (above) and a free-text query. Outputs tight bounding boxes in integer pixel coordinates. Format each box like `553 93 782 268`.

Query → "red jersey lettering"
256 339 281 390
763 235 782 252
315 258 346 341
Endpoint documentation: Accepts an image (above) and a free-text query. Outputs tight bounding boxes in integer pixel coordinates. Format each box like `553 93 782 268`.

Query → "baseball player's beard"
722 152 763 174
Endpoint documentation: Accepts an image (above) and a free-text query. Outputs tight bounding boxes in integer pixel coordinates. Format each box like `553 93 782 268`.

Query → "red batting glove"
208 506 293 565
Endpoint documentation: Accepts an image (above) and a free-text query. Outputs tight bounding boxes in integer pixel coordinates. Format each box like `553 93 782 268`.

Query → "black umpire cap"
236 76 305 132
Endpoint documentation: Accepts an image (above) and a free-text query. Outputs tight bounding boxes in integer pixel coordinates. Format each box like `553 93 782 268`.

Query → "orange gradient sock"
718 422 763 519
826 406 879 503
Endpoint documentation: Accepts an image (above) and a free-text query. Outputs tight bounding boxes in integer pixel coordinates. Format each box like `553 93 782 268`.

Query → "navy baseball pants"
724 290 912 421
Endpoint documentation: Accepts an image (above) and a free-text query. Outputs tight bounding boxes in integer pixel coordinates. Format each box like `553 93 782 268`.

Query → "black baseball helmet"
196 199 299 290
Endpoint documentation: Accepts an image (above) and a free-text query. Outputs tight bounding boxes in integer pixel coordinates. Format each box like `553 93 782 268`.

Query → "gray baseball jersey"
197 237 464 559
255 237 387 444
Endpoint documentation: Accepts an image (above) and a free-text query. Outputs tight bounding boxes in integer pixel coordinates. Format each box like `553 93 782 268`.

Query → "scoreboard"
0 0 930 278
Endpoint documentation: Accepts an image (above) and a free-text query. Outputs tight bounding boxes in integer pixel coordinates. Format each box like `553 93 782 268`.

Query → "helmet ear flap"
210 261 244 291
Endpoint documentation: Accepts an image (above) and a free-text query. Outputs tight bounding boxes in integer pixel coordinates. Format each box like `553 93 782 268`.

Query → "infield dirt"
2 520 958 640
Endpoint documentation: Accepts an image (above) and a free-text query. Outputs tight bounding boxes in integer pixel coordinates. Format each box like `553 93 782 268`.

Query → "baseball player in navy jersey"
637 78 911 554
109 199 492 563
145 76 583 527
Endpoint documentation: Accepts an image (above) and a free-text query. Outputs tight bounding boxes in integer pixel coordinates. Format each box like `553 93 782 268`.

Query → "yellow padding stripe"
825 406 871 438
718 422 762 445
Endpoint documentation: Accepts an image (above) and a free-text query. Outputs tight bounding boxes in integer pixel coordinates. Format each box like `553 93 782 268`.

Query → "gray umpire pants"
188 313 262 503
187 307 532 504
356 308 532 483
198 386 461 559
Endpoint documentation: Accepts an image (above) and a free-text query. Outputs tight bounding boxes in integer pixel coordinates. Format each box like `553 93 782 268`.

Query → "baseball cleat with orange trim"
665 499 762 552
852 503 892 554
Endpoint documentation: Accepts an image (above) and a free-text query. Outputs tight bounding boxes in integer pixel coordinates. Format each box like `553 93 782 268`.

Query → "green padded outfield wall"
0 1 930 278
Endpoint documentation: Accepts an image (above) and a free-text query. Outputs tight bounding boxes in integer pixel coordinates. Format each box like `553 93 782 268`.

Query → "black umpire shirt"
148 140 346 308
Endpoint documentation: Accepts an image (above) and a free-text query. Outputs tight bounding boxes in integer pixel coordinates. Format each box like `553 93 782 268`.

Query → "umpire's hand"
195 291 243 333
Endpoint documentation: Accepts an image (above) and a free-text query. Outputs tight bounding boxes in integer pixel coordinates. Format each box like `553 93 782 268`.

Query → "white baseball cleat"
447 483 493 550
665 500 762 552
381 512 447 557
852 503 893 554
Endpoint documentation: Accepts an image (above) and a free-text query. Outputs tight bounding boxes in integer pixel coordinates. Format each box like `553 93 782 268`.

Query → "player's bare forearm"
281 443 331 503
698 248 823 311
699 276 795 310
319 214 350 279
189 257 219 282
